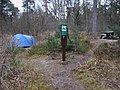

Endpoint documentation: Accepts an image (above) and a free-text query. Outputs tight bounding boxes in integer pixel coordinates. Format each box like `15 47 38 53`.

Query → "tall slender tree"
0 0 18 20
92 0 97 38
22 0 35 34
22 0 35 13
0 0 19 34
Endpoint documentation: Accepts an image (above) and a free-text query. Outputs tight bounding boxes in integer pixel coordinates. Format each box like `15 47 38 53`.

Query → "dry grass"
21 63 54 90
74 58 120 90
74 41 120 90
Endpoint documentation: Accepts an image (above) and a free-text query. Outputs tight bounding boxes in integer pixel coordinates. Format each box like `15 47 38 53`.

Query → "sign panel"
62 26 67 31
61 24 68 36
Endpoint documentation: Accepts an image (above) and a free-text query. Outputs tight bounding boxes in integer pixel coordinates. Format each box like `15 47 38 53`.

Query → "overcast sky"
10 0 83 12
10 0 43 12
10 0 23 12
10 0 105 12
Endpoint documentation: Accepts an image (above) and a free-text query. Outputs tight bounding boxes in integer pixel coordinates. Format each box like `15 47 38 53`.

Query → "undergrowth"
3 48 54 90
94 41 120 61
28 33 91 57
28 42 48 57
74 41 120 90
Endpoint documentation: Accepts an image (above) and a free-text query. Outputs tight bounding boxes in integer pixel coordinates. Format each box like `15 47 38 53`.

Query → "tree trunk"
83 0 88 32
92 0 97 38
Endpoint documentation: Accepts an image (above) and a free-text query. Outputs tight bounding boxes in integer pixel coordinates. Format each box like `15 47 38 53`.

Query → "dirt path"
31 39 117 90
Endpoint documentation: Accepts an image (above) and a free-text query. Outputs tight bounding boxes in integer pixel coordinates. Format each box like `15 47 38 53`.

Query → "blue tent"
8 34 37 48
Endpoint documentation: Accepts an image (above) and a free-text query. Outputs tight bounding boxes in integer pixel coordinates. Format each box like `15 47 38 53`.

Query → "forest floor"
24 39 117 90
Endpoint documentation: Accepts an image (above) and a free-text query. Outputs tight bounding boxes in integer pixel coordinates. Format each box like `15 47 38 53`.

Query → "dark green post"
60 24 68 61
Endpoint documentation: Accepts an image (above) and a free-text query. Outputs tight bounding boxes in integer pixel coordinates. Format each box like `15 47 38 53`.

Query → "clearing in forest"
24 39 118 90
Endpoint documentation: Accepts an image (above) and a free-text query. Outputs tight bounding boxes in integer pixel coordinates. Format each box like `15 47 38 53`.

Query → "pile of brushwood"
74 40 120 90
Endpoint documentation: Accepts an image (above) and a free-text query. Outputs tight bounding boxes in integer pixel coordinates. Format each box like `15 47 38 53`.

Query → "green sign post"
60 24 68 61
